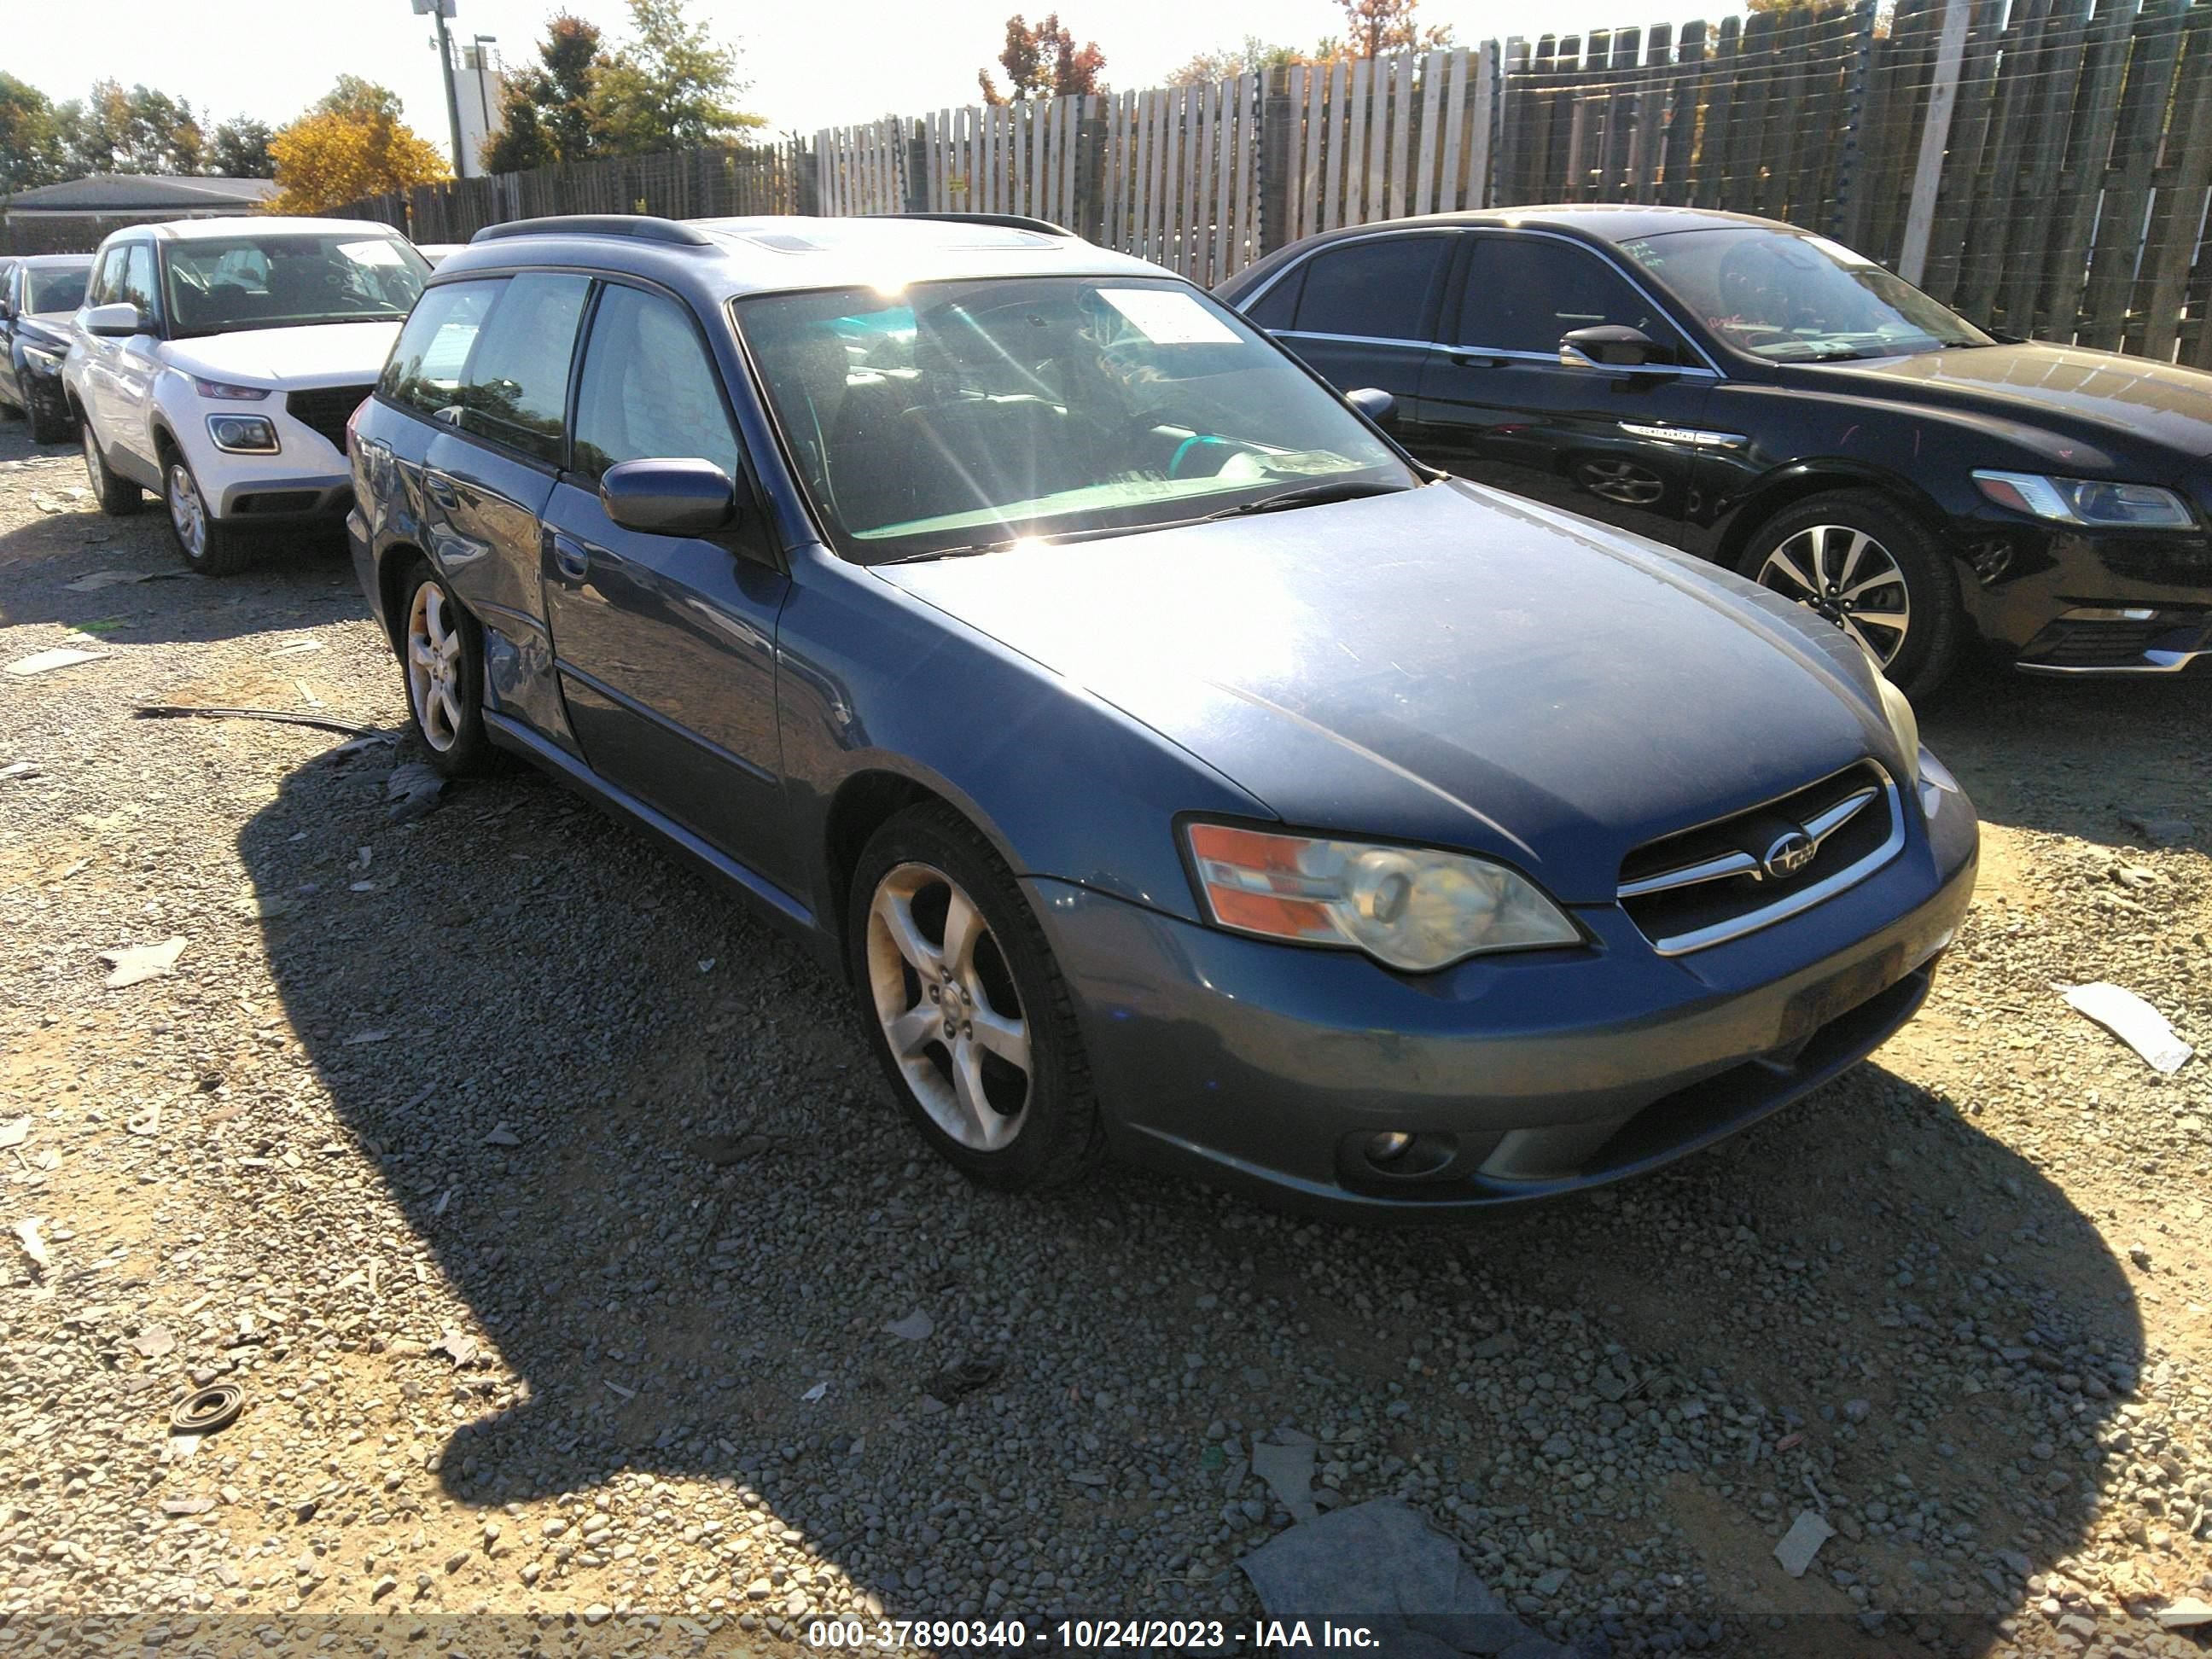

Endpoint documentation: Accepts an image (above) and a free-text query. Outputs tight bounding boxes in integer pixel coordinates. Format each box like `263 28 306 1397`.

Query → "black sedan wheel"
849 804 1102 1191
1739 491 1960 697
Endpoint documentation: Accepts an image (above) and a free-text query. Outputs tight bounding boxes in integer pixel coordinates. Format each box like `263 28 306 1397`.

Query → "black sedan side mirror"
1345 387 1397 426
1559 325 1666 370
600 457 737 537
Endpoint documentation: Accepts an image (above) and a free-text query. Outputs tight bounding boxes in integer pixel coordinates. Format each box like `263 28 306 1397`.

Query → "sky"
6 0 1644 166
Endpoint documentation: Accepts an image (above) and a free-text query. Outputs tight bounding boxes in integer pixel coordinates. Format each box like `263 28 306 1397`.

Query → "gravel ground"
3 411 2211 1659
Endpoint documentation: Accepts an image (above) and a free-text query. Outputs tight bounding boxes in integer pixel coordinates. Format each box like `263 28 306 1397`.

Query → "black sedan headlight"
1184 822 1580 971
1972 470 2195 530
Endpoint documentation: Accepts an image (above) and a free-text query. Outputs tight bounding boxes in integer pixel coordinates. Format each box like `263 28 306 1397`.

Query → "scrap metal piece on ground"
1240 1497 1568 1656
2064 981 2193 1074
167 1384 244 1436
132 705 380 738
7 647 108 676
101 937 188 988
2152 1597 2212 1630
1251 1430 1320 1524
1773 1510 1836 1577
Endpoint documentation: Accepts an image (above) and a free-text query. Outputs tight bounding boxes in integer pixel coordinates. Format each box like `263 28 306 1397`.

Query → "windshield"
1620 226 1989 362
162 235 428 338
26 267 89 314
733 276 1415 562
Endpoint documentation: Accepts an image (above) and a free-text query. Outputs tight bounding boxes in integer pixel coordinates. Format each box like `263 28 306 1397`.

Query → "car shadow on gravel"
1921 655 2212 854
0 505 358 648
236 744 2151 1654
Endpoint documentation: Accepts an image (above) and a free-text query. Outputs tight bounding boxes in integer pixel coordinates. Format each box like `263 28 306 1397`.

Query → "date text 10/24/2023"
803 1619 1386 1650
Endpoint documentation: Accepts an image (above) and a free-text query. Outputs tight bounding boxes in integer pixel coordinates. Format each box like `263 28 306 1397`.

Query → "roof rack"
859 211 1076 238
469 215 714 247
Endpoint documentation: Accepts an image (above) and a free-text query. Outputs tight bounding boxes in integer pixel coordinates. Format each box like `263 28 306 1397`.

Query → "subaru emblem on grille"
1761 829 1817 880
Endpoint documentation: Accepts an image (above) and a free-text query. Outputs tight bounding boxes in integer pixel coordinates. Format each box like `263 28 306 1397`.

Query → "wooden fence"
305 0 2212 367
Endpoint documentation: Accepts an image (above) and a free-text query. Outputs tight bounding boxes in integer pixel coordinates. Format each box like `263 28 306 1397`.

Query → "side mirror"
600 457 736 537
1345 387 1397 426
85 302 153 338
1560 325 1664 370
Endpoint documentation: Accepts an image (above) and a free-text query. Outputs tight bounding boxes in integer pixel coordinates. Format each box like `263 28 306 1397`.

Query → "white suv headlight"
207 414 279 453
192 376 271 402
1184 822 1581 971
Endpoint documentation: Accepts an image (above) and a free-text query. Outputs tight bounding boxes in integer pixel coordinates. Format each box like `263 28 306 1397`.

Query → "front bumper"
1030 777 1976 1217
1954 517 2212 673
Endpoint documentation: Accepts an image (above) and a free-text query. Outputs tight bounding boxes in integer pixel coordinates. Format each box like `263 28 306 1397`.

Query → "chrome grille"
1618 761 1903 955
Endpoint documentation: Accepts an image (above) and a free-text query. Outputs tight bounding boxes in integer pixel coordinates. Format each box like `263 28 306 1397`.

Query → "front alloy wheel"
1738 490 1962 697
162 455 250 573
867 863 1032 1152
847 805 1101 1190
1753 523 1912 667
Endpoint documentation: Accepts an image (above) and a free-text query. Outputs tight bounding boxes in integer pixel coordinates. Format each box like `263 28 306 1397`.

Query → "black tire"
81 420 143 516
160 449 255 574
395 561 498 778
26 398 69 445
847 803 1103 1192
1736 489 1963 699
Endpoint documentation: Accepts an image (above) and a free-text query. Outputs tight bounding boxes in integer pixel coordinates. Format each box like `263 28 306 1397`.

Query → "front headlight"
191 376 271 402
207 414 279 452
1877 676 1919 786
1183 822 1581 972
21 344 61 371
1972 470 2194 530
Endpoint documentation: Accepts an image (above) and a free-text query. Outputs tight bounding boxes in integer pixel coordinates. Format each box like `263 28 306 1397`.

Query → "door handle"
1441 346 1505 367
422 472 460 509
550 532 591 581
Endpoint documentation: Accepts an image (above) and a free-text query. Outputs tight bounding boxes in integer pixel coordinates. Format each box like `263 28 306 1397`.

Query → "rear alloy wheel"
1739 490 1961 697
400 564 495 777
849 806 1102 1191
81 422 143 515
163 453 253 575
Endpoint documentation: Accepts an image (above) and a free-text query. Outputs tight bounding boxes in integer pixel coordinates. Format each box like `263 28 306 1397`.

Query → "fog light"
1368 1131 1413 1163
207 414 278 453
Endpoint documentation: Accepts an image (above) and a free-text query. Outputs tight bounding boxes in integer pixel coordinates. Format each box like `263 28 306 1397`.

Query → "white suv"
66 218 429 573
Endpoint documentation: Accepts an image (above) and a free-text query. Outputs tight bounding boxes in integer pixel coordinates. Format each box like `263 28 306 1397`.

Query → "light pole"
411 0 468 177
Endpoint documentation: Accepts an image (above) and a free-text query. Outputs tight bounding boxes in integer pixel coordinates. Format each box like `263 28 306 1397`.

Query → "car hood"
161 321 404 389
877 481 1901 904
1792 341 2212 463
15 313 73 349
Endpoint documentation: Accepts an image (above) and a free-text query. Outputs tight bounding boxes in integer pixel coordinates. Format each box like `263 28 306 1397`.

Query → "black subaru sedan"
1217 206 2212 694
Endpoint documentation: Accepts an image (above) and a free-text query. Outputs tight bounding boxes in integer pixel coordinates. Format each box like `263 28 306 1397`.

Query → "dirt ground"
2 413 2209 1659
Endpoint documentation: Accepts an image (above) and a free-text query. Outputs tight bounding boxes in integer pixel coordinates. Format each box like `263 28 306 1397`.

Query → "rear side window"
453 272 591 463
381 279 504 419
1290 236 1446 341
571 283 739 484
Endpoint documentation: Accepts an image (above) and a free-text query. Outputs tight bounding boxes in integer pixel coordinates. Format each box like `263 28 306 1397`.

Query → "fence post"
1898 0 1972 282
797 136 823 217
1258 64 1298 254
1074 97 1108 243
1830 0 1880 237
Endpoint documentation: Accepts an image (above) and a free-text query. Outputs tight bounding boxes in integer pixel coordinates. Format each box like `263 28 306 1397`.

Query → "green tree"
0 74 71 195
1335 0 1453 57
57 80 206 174
208 116 276 178
1166 37 1300 86
978 14 1107 104
485 12 608 173
590 0 762 156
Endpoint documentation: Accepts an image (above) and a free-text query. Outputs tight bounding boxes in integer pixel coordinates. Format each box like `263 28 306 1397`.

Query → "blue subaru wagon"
346 212 1976 1217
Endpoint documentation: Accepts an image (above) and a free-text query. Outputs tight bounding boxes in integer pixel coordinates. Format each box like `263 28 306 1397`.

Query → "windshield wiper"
1196 479 1410 521
870 540 1018 567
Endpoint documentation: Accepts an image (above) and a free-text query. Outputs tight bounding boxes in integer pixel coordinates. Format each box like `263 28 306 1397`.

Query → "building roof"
7 174 279 213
